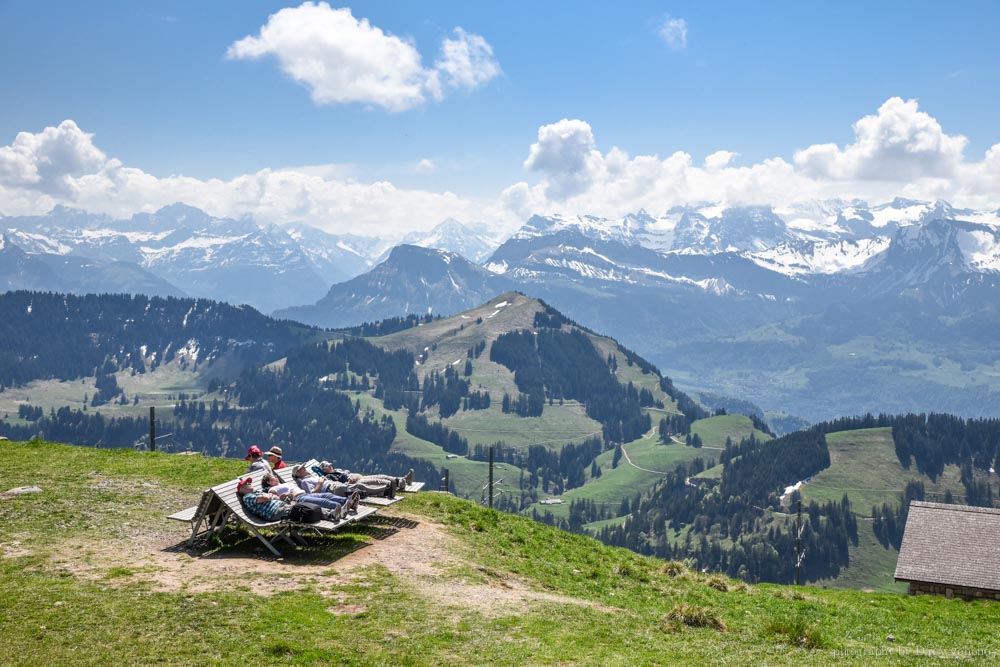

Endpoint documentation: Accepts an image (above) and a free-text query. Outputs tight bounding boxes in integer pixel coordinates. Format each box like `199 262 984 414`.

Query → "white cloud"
523 119 603 199
0 120 106 196
658 16 688 51
4 99 1000 239
793 97 967 181
436 27 502 90
507 98 1000 220
226 2 499 112
704 150 738 171
416 158 436 174
0 120 490 237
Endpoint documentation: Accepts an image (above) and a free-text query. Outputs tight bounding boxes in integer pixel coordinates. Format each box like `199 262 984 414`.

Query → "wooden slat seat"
167 506 199 523
288 459 407 506
167 466 379 556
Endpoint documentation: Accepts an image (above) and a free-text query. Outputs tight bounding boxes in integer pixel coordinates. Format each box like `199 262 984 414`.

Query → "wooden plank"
171 464 386 556
167 506 198 522
361 496 403 507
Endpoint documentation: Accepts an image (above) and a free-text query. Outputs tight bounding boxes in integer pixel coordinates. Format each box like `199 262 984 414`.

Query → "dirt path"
52 504 610 617
619 444 670 475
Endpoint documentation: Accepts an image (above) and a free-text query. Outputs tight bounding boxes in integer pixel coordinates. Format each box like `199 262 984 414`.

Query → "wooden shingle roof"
895 501 1000 591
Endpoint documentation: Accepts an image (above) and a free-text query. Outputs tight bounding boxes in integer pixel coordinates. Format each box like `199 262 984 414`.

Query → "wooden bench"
287 459 410 506
168 467 377 556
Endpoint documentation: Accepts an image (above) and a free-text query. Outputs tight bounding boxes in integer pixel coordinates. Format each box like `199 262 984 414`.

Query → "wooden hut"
894 501 1000 600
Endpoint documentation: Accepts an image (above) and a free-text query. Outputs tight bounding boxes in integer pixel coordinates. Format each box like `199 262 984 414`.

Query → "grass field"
690 414 772 450
525 433 716 521
351 391 525 500
800 428 970 514
1 441 998 666
441 399 604 450
812 525 907 594
0 363 209 427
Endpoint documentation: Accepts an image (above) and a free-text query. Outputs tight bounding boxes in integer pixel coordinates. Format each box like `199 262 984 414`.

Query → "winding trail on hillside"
618 439 724 477
619 444 670 475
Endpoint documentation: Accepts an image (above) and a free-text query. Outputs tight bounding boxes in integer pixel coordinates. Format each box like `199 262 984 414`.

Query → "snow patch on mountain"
484 260 509 275
956 229 1000 272
748 238 892 276
514 214 639 246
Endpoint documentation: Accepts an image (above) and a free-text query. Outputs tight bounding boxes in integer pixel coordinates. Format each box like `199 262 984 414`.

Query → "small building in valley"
894 501 1000 601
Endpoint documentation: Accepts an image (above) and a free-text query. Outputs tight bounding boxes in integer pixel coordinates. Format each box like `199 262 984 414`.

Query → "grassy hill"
798 427 979 593
1 441 998 666
366 293 683 501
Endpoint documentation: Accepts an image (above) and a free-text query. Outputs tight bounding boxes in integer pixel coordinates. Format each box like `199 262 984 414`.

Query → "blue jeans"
298 493 345 510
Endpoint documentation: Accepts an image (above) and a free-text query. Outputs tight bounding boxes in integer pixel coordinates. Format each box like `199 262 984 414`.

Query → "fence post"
795 498 802 586
488 446 494 509
442 468 449 493
149 406 156 452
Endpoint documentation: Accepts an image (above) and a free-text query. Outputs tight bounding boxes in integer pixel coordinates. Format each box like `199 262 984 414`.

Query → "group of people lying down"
237 460 415 523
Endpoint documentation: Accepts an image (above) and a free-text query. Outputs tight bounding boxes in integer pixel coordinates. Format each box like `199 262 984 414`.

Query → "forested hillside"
0 291 311 388
3 290 997 590
582 414 999 587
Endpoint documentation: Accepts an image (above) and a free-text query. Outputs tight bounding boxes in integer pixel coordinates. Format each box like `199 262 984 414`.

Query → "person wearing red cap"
245 445 270 474
236 477 292 522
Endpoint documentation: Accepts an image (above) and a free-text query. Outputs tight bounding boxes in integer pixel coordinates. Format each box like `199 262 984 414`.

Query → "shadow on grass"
161 515 421 565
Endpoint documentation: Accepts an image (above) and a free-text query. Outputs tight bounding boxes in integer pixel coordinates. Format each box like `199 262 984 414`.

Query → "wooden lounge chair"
169 468 377 556
167 468 276 547
287 459 406 506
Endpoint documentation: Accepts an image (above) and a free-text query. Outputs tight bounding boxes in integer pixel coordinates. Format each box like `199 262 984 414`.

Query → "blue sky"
2 1 999 235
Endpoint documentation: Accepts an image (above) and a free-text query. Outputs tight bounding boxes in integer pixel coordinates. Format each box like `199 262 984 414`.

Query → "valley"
4 288 996 591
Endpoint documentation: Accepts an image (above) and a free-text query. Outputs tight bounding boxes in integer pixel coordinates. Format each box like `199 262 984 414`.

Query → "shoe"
405 468 415 487
348 492 360 513
385 483 395 499
333 503 344 521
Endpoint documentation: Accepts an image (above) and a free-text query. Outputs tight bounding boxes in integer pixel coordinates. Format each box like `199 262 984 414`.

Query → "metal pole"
795 498 802 586
149 406 156 452
488 446 494 509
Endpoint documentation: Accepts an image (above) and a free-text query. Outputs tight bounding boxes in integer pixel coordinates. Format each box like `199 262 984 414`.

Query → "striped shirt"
240 491 288 521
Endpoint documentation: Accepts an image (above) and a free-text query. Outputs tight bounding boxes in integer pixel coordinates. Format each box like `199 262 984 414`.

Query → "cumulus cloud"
436 27 502 90
658 16 688 51
0 120 489 237
507 98 1000 219
0 120 106 196
793 97 968 181
704 150 739 171
516 118 803 215
4 99 1000 239
415 158 436 174
227 2 499 112
524 119 603 199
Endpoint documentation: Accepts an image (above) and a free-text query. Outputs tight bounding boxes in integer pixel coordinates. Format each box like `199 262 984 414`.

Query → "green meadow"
1 441 997 666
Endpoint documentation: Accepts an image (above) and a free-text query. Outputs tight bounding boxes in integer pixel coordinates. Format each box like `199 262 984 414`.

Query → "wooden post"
442 468 449 492
795 498 802 586
149 406 156 452
488 446 494 509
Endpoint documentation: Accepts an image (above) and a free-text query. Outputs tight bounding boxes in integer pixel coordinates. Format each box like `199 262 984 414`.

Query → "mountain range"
283 198 1000 422
0 204 499 313
3 197 1000 421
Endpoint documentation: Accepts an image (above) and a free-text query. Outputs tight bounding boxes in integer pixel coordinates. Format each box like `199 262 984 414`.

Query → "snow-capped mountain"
0 233 185 297
284 223 388 285
512 213 643 246
275 244 512 329
399 218 501 263
0 204 379 312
